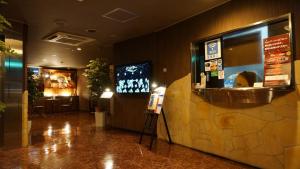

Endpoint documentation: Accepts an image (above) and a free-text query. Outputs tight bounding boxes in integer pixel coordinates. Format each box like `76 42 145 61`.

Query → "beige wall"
77 69 90 112
158 67 300 168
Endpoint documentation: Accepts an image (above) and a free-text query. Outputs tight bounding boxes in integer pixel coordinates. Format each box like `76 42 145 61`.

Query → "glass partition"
191 14 293 89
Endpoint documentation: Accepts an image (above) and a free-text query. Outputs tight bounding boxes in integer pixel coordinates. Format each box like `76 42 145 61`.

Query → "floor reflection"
104 154 114 169
0 112 254 169
47 125 53 137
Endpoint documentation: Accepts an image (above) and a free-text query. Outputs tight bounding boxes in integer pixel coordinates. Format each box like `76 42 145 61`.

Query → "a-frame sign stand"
139 87 172 150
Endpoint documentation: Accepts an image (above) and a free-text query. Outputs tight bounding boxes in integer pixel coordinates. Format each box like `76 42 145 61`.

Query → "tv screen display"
115 62 151 94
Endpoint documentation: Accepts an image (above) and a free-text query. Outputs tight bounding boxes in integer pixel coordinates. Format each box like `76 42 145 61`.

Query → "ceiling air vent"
43 32 95 46
102 8 138 23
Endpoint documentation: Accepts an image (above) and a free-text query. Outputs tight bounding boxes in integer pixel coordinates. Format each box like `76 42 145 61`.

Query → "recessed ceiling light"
52 54 57 57
77 47 82 51
76 0 84 2
43 59 47 62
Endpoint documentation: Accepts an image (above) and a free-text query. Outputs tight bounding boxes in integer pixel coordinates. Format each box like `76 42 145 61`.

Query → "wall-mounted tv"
115 62 151 94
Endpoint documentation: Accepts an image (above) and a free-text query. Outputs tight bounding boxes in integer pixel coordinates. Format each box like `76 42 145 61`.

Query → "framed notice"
263 33 292 87
148 93 159 110
205 38 221 60
147 87 166 114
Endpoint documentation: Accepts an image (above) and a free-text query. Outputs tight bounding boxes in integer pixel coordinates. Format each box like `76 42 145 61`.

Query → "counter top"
192 87 292 108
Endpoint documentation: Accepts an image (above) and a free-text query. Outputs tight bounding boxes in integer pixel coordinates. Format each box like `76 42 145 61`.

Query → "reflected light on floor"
44 146 49 155
104 155 114 169
63 122 71 135
47 125 53 137
51 144 57 153
67 141 71 148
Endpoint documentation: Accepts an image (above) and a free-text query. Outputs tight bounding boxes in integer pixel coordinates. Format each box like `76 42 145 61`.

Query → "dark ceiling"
2 0 229 68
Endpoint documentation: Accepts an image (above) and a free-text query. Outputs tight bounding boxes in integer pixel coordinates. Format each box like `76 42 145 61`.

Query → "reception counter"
192 87 292 107
157 73 299 169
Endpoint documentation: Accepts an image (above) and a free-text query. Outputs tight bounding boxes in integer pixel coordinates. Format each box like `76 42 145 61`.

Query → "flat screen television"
115 62 151 94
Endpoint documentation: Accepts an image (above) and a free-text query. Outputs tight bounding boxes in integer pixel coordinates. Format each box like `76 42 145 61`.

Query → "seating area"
32 96 79 115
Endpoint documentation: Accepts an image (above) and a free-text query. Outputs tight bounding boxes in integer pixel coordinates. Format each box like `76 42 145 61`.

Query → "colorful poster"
148 93 159 110
217 59 223 70
210 59 218 71
205 62 211 71
263 33 291 87
218 70 224 79
211 71 218 77
205 38 221 60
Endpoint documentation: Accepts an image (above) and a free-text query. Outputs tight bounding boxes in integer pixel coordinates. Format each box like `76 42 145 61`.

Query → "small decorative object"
194 83 201 89
200 72 206 88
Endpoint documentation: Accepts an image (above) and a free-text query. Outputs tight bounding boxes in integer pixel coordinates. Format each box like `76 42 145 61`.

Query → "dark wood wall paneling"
294 0 300 59
112 0 299 131
112 34 157 131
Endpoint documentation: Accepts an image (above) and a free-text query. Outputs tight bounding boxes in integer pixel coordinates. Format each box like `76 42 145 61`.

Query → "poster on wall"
218 70 224 79
210 59 218 71
205 38 222 60
263 33 292 87
205 62 211 71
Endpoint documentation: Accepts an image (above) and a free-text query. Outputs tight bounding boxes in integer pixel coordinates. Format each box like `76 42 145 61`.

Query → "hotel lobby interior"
1 0 300 168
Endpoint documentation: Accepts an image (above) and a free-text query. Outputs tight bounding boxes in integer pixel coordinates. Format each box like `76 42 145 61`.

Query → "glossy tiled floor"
0 113 255 169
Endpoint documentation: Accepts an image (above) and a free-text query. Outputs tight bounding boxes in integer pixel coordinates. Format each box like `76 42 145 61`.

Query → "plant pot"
95 111 105 127
95 106 102 113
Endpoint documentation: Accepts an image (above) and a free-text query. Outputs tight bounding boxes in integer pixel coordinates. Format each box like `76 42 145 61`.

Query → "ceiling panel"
1 0 229 68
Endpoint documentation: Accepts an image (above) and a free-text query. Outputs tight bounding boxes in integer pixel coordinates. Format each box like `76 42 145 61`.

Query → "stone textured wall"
157 60 300 169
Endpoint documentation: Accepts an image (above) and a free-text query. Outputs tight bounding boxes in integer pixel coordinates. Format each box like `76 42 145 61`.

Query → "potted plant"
0 102 5 113
27 69 44 118
83 58 110 127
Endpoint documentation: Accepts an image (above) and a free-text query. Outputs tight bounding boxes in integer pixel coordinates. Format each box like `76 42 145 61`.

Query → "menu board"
263 33 291 87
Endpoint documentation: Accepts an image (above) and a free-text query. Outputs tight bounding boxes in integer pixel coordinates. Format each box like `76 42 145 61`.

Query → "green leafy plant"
0 0 12 52
83 58 110 109
27 70 43 106
0 101 5 113
0 0 11 112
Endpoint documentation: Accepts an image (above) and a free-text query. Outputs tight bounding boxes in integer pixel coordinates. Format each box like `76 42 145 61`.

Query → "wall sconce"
100 88 114 99
151 82 158 89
